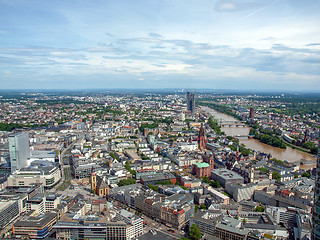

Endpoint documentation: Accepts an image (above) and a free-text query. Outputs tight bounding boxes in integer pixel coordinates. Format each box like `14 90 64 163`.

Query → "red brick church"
192 151 215 178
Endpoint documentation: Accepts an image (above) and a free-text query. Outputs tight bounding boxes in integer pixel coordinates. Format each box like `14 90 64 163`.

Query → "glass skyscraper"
9 133 30 172
187 91 195 114
312 147 320 240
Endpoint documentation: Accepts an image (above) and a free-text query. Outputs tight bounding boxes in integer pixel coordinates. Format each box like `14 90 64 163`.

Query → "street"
111 197 186 239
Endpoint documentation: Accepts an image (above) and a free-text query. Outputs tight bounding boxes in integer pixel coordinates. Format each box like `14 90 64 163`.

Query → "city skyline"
1 0 320 90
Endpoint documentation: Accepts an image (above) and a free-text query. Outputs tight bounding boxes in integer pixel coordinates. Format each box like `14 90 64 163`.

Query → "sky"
0 0 320 90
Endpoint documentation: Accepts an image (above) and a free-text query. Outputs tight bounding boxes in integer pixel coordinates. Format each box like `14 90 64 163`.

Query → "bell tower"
91 167 97 193
250 167 255 183
198 123 206 150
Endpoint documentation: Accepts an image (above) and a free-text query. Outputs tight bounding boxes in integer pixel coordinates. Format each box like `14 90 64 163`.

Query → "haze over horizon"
1 0 320 90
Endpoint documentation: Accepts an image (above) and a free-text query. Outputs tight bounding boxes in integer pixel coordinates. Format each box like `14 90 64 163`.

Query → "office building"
0 200 20 229
187 91 195 114
249 107 254 120
225 183 255 202
160 193 194 229
7 161 61 189
106 221 127 240
25 193 61 214
215 216 249 240
211 169 244 188
140 172 176 186
206 187 230 205
105 209 143 240
312 148 320 240
190 211 222 238
9 133 30 172
13 210 57 239
54 215 108 240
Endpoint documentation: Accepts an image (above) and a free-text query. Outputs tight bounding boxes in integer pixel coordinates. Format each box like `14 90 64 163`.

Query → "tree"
255 206 265 212
202 176 210 184
208 116 221 135
148 184 159 192
189 224 201 240
125 161 135 175
272 172 281 182
242 149 251 156
302 172 311 178
195 205 199 213
210 180 221 188
258 167 268 173
118 178 136 187
163 180 174 185
302 141 317 153
200 204 207 210
109 152 119 161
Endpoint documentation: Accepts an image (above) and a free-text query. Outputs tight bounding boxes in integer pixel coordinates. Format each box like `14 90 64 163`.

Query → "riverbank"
201 106 316 167
201 103 315 157
283 138 314 155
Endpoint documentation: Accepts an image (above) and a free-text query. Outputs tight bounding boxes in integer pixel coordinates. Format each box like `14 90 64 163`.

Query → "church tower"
203 151 215 171
250 167 255 183
198 123 207 150
91 167 97 193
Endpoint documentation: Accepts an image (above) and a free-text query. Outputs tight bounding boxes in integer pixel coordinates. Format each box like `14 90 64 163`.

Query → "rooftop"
211 169 243 180
14 211 57 228
195 162 210 168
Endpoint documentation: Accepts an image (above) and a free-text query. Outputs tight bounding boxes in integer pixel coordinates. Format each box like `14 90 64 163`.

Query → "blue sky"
0 0 319 90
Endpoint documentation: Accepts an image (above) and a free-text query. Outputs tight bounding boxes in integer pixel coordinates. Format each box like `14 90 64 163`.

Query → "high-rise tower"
187 91 195 114
312 146 320 240
9 133 30 172
249 108 254 120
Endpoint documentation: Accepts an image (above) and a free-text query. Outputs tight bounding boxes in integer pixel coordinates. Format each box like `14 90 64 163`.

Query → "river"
201 106 316 169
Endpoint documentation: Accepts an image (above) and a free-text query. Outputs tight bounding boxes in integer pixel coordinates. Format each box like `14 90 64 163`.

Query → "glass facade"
312 147 320 240
187 91 195 114
9 133 30 172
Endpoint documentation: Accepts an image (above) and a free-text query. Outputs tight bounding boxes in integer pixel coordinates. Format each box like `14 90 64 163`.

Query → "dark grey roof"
140 172 175 182
244 223 286 231
14 211 57 228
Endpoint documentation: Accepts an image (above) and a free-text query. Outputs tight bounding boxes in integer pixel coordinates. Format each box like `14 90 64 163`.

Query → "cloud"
302 58 320 64
0 34 319 90
261 37 276 41
215 2 237 11
215 1 261 12
149 32 162 38
306 43 320 47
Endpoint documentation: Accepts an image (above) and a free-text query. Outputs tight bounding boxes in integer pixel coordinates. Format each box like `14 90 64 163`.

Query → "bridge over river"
200 105 316 169
219 121 247 128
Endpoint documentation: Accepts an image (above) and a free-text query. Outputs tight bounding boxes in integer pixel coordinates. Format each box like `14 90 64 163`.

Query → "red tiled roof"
281 190 291 196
